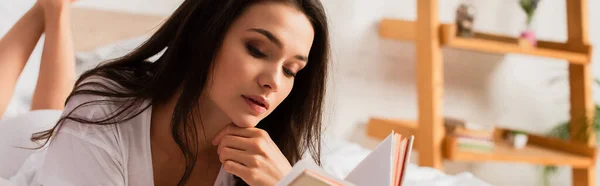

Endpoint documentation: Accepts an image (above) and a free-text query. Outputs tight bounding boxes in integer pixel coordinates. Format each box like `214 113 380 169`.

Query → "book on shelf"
444 117 495 152
450 127 494 140
444 117 495 139
455 137 494 152
276 132 414 186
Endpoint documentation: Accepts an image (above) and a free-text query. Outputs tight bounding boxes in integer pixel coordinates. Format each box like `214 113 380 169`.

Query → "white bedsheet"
320 137 491 186
0 111 491 186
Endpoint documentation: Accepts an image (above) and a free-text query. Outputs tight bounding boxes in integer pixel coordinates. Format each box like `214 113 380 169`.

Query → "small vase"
520 18 537 46
520 29 537 47
511 133 528 149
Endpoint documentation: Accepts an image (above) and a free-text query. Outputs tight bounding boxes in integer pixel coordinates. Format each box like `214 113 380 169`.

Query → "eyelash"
246 44 266 58
283 68 297 77
246 44 297 78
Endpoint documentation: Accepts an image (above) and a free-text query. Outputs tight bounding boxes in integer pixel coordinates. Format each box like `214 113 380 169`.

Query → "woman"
5 0 330 185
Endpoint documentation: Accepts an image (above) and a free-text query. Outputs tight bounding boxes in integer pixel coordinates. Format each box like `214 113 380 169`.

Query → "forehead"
231 3 314 55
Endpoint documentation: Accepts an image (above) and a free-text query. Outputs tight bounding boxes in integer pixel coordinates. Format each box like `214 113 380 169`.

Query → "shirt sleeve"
37 131 125 186
37 77 127 186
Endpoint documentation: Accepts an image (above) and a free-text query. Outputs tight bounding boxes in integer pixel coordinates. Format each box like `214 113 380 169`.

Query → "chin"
231 114 262 128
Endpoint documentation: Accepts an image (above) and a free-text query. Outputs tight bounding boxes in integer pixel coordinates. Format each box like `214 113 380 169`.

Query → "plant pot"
520 29 537 46
510 133 528 149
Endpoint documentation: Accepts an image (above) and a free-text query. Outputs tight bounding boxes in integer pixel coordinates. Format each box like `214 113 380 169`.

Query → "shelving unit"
444 129 596 168
368 1 596 186
367 118 597 167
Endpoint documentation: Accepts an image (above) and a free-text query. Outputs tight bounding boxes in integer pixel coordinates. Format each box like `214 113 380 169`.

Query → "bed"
0 4 492 186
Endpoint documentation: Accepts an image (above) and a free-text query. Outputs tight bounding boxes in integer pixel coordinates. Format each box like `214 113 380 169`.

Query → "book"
277 132 414 186
444 117 495 140
451 127 494 140
456 137 494 152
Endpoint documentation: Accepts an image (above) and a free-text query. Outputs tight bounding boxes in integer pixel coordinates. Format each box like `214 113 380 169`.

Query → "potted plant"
541 79 600 186
519 0 541 46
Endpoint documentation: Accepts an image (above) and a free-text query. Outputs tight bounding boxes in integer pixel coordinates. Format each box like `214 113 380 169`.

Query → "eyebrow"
247 28 308 62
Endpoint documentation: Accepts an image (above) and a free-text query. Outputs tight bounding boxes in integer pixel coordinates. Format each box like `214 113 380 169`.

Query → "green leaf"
548 121 570 140
542 165 558 186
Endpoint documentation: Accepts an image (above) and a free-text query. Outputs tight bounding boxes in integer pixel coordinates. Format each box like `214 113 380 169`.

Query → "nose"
257 65 283 92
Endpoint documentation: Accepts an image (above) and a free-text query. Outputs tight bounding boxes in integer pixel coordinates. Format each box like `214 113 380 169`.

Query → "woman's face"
207 2 315 128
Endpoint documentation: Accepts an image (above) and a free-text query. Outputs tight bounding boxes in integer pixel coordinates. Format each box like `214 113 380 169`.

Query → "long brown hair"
32 0 329 185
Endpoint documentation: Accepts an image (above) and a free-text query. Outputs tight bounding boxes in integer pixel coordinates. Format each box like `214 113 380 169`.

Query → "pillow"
75 35 153 76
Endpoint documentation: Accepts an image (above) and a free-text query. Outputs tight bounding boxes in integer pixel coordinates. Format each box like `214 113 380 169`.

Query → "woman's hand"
212 124 292 186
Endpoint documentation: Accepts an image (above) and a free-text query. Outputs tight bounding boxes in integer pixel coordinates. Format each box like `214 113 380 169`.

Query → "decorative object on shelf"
455 0 476 37
506 130 528 149
519 0 541 46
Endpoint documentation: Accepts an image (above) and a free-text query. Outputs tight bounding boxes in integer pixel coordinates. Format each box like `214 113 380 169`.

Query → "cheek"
212 43 250 85
209 46 255 103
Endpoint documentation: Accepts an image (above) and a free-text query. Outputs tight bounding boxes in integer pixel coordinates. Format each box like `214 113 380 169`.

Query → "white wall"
3 0 600 185
72 0 181 16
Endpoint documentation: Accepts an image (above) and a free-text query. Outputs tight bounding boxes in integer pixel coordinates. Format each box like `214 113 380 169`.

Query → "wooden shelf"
440 24 592 64
379 19 416 41
366 118 597 167
367 118 417 139
444 137 594 168
378 19 593 64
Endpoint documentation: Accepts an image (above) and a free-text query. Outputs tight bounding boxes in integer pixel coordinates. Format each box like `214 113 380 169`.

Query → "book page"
276 159 354 186
393 137 407 186
398 136 414 185
344 132 394 186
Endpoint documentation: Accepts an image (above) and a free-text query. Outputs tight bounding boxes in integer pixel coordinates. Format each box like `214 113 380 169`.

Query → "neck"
195 92 232 145
152 90 231 152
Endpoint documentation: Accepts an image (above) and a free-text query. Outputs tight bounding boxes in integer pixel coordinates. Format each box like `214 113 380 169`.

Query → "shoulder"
37 76 154 185
56 75 149 144
59 76 123 136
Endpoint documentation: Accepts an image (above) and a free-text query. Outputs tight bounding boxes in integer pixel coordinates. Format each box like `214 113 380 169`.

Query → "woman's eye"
246 44 266 58
283 67 297 78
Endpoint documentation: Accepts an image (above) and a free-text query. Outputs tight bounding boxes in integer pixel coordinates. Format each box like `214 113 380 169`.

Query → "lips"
242 95 269 115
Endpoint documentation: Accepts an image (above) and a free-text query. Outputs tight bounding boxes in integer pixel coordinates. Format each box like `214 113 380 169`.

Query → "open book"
276 132 414 186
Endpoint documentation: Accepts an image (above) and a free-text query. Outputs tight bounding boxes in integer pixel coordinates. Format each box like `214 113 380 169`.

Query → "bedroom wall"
2 0 600 186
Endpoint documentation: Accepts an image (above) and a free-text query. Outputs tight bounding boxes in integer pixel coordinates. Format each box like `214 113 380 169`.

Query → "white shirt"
9 78 235 186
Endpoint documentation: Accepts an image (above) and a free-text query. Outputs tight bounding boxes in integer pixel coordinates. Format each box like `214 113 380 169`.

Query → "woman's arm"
0 3 45 116
31 0 76 110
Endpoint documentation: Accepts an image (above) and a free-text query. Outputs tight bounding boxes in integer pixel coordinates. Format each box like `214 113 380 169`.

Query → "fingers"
219 147 262 167
217 135 252 154
215 125 286 186
223 159 277 186
223 160 254 183
212 124 269 146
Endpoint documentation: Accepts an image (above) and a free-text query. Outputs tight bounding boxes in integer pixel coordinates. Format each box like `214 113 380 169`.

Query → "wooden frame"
369 0 596 185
